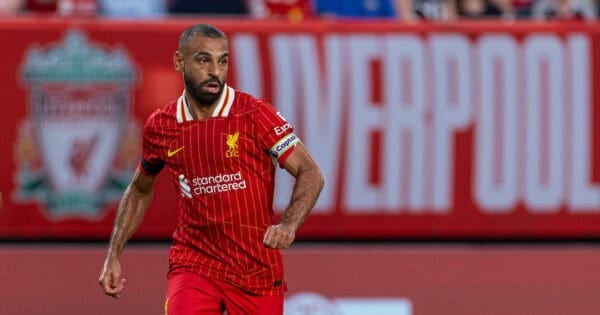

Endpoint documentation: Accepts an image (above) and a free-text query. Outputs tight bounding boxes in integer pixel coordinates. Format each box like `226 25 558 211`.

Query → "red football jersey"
140 85 299 295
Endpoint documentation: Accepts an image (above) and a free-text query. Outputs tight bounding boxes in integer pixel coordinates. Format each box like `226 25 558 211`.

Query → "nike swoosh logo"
167 146 185 157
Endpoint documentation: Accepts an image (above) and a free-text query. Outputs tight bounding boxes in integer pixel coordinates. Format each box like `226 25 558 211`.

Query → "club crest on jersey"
13 29 140 220
226 131 240 158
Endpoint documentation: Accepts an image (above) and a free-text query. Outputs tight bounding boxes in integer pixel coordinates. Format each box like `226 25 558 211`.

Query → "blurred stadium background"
1 0 600 314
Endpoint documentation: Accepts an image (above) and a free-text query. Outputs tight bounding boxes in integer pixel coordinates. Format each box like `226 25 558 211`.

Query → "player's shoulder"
144 98 179 128
230 88 276 116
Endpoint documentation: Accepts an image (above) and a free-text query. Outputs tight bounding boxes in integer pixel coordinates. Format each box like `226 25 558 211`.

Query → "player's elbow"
314 168 325 195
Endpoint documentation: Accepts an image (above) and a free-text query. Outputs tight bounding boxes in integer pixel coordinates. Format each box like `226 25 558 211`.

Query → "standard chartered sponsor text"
192 171 247 195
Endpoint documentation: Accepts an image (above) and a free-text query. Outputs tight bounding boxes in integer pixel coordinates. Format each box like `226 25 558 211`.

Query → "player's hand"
263 224 296 249
98 257 126 299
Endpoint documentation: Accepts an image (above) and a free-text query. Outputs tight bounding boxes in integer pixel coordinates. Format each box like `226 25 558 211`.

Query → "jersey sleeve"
254 101 300 167
139 111 166 175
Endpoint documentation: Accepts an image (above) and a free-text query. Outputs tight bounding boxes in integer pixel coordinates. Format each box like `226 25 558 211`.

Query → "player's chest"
165 118 255 166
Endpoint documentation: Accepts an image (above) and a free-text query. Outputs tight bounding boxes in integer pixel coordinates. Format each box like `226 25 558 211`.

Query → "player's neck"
184 91 217 120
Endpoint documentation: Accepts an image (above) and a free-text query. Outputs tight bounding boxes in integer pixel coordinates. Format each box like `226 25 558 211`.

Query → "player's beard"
184 72 225 107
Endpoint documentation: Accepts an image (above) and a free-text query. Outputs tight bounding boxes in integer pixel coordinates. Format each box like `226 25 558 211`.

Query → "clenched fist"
263 224 296 249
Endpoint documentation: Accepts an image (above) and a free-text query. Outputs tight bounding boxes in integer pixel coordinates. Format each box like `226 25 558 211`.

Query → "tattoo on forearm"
108 185 153 257
281 167 323 230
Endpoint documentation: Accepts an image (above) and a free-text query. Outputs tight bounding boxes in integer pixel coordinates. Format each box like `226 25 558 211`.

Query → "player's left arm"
263 142 324 249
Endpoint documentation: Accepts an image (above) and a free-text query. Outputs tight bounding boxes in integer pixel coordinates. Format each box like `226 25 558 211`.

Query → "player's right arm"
98 167 159 298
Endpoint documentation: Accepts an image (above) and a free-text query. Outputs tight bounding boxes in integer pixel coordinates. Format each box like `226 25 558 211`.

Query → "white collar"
176 84 235 123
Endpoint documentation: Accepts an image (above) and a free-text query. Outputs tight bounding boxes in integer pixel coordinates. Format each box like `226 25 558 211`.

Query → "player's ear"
173 51 184 72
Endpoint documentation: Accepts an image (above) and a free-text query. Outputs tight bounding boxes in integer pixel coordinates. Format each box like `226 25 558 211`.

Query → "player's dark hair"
179 24 227 50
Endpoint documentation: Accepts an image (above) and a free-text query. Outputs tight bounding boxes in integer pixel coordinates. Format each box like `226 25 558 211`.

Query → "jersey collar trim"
211 85 235 118
176 92 193 123
177 85 235 123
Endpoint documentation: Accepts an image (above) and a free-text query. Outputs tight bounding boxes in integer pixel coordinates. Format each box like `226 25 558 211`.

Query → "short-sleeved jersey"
140 84 299 295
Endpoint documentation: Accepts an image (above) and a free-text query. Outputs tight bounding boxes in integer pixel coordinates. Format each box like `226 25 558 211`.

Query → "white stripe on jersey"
176 94 184 123
182 93 193 121
220 87 236 117
177 85 235 122
211 83 229 118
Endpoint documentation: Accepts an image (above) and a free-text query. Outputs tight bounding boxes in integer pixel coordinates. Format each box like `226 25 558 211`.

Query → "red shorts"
165 270 284 315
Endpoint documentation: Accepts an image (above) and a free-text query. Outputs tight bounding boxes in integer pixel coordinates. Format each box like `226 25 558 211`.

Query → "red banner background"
1 18 599 240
